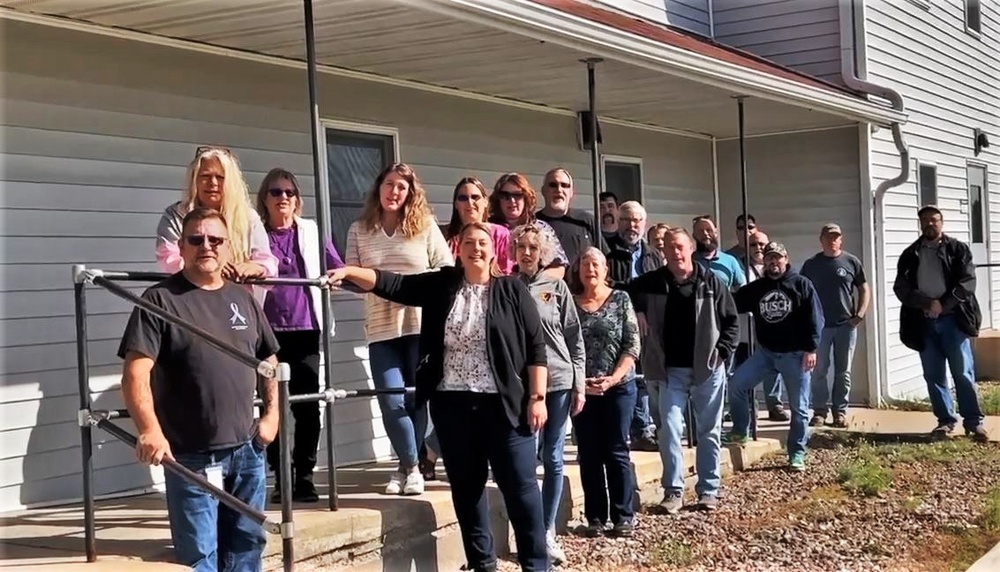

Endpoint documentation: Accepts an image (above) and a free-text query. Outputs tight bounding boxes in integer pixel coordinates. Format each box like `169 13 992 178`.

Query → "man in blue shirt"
692 216 746 291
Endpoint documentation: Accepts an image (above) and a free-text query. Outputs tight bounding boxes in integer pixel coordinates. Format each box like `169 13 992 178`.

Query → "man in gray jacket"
621 228 739 513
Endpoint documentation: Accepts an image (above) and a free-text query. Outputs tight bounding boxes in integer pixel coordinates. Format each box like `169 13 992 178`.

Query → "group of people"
117 145 991 572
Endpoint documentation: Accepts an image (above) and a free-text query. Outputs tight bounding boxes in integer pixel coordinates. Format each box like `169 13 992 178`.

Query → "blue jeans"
735 343 783 409
919 315 984 430
630 382 655 440
431 392 547 572
811 324 858 416
573 380 637 525
730 349 811 458
369 335 426 471
660 366 726 497
165 441 267 572
536 390 572 532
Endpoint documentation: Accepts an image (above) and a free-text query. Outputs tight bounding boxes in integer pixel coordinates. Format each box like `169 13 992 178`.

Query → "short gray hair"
509 223 559 269
619 201 646 220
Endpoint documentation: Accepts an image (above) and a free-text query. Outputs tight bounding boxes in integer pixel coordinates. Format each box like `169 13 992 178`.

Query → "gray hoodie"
521 272 586 393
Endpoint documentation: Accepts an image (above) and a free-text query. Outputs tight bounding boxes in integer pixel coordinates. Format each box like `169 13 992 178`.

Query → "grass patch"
980 484 1000 531
836 445 892 497
883 397 933 412
874 439 983 465
939 528 1000 572
981 383 1000 416
647 539 694 567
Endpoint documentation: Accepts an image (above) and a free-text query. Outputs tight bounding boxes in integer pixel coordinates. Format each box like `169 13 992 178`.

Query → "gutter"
839 0 910 407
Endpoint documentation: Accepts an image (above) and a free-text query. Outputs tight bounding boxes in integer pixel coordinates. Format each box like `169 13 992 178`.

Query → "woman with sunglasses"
442 177 513 274
255 167 344 504
156 146 277 304
488 172 567 279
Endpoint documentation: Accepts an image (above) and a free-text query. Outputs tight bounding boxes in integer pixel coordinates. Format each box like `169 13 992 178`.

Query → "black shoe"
967 425 990 443
581 519 606 538
631 434 658 452
610 518 635 538
767 405 791 422
931 422 956 439
831 413 848 429
809 414 826 427
294 477 319 503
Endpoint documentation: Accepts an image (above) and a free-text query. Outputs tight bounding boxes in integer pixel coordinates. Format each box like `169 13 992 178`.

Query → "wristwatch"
529 394 545 403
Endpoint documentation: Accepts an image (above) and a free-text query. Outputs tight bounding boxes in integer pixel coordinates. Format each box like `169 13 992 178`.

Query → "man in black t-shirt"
118 207 280 571
536 167 607 267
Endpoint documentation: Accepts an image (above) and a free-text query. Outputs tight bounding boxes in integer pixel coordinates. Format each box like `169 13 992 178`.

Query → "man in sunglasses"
726 213 757 262
118 207 280 571
536 168 607 268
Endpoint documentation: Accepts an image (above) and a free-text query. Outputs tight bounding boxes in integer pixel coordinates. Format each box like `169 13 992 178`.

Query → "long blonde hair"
183 148 253 264
357 163 433 238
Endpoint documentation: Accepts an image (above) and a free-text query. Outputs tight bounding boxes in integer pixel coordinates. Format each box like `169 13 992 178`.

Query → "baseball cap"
763 241 787 258
918 204 942 218
820 223 843 236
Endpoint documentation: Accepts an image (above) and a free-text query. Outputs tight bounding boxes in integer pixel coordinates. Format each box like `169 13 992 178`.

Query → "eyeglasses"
497 190 524 201
185 235 227 248
547 181 571 189
194 145 232 158
738 224 757 232
749 242 768 247
269 188 298 198
456 194 483 202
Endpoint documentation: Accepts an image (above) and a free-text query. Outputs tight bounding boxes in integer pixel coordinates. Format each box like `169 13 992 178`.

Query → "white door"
967 163 992 330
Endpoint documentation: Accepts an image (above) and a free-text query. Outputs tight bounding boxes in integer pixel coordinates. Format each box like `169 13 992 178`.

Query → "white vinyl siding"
716 126 868 403
0 19 715 511
865 0 1000 399
712 0 843 85
588 0 713 37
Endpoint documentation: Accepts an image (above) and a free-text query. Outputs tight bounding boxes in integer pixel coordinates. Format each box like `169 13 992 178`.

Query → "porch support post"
584 58 603 238
735 95 758 441
302 0 340 510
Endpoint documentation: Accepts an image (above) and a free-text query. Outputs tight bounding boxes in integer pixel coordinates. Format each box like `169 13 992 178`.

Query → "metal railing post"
72 265 96 562
735 96 759 442
276 362 295 571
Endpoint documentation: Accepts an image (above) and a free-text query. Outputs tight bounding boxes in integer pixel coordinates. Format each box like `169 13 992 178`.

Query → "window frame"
600 154 645 205
967 161 989 246
964 0 982 37
916 160 938 208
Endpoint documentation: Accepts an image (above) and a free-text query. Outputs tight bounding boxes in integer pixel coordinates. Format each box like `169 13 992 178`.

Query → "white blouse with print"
440 282 498 393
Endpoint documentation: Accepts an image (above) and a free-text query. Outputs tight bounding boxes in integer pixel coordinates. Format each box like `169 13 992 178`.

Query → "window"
918 162 937 207
968 163 988 244
602 156 643 204
324 124 397 253
965 0 982 35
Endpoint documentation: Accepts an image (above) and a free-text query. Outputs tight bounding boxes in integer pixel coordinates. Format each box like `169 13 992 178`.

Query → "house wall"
712 0 844 86
716 126 869 403
588 0 713 37
864 0 1000 398
0 19 715 511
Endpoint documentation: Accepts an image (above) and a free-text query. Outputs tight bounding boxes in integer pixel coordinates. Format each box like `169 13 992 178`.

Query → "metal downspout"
839 0 910 406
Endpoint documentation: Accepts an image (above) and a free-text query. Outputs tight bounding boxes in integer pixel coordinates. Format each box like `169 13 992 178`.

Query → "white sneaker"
546 530 566 566
403 471 425 495
384 473 405 495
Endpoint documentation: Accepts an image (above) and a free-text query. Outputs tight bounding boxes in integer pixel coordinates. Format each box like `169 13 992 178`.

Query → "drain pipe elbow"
840 0 910 407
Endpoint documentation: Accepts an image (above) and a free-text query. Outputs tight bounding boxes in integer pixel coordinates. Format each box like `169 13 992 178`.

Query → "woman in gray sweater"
510 223 586 566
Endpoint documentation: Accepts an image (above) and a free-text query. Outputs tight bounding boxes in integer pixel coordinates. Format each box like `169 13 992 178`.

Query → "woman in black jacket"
327 221 550 572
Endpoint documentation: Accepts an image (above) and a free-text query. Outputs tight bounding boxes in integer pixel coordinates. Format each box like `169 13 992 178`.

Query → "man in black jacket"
726 242 823 472
892 205 987 441
621 228 739 513
607 201 663 451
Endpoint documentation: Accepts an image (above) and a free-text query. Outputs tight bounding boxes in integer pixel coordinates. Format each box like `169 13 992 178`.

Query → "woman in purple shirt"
256 167 345 504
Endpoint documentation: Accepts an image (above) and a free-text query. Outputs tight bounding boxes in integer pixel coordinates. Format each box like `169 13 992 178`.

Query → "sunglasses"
497 190 524 201
456 194 483 202
547 181 571 189
185 235 227 248
194 145 232 158
269 188 298 198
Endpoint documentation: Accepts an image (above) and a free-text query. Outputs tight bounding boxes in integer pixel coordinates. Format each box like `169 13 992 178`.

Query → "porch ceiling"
2 0 876 138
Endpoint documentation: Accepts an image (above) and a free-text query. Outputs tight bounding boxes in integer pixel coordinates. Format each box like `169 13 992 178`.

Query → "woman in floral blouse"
570 247 641 539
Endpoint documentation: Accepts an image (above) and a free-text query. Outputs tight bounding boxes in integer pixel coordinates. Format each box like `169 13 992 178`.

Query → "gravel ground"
499 431 1000 572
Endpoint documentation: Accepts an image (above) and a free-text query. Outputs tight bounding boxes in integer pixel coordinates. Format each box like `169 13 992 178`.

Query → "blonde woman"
155 146 277 304
511 223 586 566
347 163 453 496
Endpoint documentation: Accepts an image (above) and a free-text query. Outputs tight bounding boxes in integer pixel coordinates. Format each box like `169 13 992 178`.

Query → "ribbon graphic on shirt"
229 302 248 330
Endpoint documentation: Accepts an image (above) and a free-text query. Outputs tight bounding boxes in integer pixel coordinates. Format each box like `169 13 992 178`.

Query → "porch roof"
1 0 906 139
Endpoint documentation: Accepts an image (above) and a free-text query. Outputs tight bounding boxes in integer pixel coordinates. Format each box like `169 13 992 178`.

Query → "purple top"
264 224 345 331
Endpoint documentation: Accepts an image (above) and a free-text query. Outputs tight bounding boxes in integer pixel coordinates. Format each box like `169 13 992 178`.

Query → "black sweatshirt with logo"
733 269 825 353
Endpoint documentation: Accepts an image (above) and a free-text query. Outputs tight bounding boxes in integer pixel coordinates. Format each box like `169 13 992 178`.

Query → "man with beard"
692 216 746 292
726 242 823 472
599 192 619 242
607 201 663 451
536 168 606 268
893 206 987 441
619 228 739 512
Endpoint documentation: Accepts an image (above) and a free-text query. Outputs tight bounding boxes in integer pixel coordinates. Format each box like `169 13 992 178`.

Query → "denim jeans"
810 324 858 416
735 343 783 409
919 315 984 430
660 366 726 497
573 380 637 525
165 441 267 572
368 335 426 471
430 392 547 572
730 349 811 458
646 378 661 432
630 382 655 440
535 389 572 533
